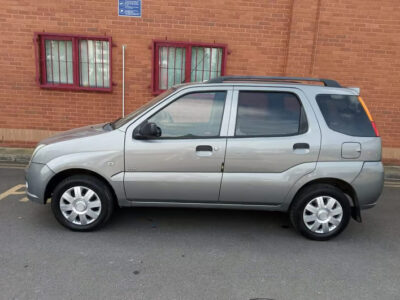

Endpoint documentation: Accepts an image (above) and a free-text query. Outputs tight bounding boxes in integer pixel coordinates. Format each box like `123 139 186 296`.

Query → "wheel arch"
44 168 118 205
290 177 361 222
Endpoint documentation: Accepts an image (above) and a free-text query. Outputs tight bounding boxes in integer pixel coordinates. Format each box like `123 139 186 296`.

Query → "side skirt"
123 200 284 211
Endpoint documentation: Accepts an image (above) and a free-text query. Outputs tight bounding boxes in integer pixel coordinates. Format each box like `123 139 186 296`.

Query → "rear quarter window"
316 94 376 137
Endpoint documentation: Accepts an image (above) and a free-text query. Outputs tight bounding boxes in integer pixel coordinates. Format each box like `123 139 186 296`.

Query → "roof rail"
206 76 341 88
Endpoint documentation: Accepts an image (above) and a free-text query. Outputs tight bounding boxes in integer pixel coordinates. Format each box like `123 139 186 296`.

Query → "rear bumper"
25 162 55 204
352 162 384 210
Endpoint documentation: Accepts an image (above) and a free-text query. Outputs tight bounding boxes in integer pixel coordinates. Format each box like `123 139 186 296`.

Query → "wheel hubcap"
74 200 87 212
60 186 101 226
303 196 343 234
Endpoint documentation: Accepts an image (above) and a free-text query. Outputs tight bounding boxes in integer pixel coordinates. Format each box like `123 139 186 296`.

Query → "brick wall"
0 0 399 162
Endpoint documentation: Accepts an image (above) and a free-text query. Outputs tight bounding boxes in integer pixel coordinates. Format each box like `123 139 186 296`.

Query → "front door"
124 87 233 202
219 87 321 205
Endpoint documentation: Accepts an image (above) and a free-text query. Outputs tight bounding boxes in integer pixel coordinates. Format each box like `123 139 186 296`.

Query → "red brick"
0 0 399 152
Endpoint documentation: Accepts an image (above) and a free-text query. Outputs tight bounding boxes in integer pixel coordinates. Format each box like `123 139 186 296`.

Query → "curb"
0 147 33 166
1 147 400 180
384 166 400 180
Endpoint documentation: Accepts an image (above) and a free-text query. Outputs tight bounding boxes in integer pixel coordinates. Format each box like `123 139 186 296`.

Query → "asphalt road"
0 166 399 300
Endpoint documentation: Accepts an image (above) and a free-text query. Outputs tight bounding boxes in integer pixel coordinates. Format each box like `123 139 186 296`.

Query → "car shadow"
107 206 293 235
30 203 362 244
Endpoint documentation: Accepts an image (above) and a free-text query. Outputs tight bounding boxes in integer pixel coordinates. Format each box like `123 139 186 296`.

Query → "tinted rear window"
316 94 375 137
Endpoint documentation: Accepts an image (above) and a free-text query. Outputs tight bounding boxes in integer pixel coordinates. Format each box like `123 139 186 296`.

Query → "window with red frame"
153 41 227 94
35 33 112 92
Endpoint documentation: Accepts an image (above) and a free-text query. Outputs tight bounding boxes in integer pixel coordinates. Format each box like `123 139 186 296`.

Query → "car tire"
51 175 114 231
289 183 351 241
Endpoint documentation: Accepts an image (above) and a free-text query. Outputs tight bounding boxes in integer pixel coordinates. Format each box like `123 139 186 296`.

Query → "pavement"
0 147 33 166
0 165 400 300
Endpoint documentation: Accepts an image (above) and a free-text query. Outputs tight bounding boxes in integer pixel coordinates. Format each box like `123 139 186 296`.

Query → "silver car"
25 76 384 240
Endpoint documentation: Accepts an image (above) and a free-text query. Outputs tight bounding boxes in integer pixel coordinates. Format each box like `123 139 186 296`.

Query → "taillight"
358 96 380 137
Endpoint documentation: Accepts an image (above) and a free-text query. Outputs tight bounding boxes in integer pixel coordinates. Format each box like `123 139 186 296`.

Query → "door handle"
293 143 310 150
196 145 213 152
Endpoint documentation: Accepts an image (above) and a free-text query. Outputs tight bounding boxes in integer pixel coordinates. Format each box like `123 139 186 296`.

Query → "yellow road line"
0 184 26 201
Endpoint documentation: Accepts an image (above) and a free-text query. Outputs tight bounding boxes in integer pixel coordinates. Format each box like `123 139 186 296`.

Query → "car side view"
25 76 384 240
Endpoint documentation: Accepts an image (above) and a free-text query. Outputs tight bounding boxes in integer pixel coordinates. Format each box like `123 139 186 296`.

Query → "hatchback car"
26 76 384 240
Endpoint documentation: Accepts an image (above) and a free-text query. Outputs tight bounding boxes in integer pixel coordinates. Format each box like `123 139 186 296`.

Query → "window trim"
34 32 113 92
233 90 309 138
152 40 228 95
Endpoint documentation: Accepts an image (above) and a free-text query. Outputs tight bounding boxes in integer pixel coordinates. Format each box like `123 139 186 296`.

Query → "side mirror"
133 122 162 139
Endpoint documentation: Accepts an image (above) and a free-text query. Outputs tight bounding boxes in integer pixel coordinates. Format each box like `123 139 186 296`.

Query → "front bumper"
25 162 55 204
352 161 384 210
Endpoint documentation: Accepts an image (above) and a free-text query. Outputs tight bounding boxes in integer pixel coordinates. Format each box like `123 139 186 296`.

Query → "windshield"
111 88 176 129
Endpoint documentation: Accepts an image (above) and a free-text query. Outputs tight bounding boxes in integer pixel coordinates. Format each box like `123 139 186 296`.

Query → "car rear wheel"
51 175 114 231
289 184 351 241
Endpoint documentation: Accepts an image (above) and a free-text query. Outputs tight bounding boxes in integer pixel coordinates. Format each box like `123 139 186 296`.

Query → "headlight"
29 144 46 164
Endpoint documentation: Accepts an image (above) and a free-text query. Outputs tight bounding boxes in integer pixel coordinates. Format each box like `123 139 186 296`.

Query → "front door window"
148 91 227 138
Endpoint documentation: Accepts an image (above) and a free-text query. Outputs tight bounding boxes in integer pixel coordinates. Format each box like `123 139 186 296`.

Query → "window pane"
79 40 88 87
158 46 186 90
95 41 103 87
174 48 185 84
159 47 168 90
167 47 175 88
79 39 110 88
235 92 304 136
211 48 222 77
58 41 73 84
191 47 222 82
51 41 60 83
148 92 226 138
45 40 53 83
102 41 110 88
66 41 73 84
45 40 73 85
316 94 375 137
88 40 96 87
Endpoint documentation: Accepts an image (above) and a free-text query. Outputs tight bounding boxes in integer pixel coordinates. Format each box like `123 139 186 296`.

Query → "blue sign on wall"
119 0 141 17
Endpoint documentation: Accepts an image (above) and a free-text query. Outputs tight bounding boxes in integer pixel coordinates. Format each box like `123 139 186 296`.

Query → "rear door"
124 86 233 202
219 86 321 205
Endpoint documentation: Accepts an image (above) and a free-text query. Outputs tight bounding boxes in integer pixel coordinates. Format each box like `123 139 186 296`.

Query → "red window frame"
34 33 113 92
152 40 227 95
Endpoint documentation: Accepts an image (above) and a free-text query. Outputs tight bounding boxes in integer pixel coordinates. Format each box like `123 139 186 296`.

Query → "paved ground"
0 166 399 300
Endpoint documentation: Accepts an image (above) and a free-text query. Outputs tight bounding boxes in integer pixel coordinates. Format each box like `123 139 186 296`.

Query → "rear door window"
316 94 375 137
235 91 308 137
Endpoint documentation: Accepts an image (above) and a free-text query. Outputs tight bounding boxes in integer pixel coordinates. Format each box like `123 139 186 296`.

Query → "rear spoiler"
347 87 360 95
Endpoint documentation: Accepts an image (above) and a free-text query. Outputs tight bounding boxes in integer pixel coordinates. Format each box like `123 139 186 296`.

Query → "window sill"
152 88 166 96
39 84 113 93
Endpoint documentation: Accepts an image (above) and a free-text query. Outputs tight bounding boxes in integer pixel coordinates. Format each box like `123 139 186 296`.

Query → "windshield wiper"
110 117 122 129
103 117 122 131
103 123 113 131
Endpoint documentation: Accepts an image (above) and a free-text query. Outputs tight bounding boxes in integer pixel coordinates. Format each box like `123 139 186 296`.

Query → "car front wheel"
51 175 114 231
